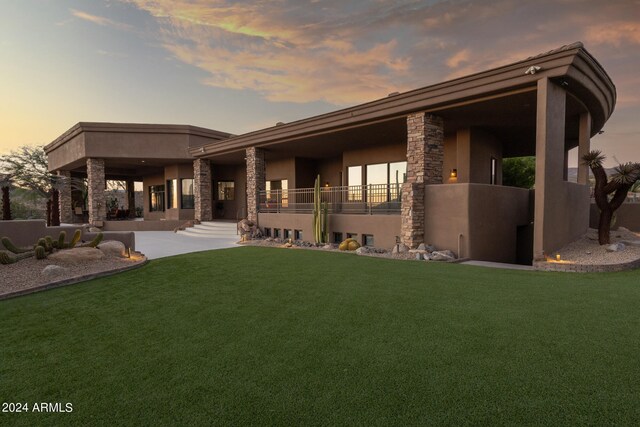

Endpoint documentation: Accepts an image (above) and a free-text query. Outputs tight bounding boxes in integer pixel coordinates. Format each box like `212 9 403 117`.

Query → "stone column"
87 158 106 226
57 170 73 224
194 159 212 221
126 179 136 218
401 112 444 248
246 147 265 223
577 112 591 185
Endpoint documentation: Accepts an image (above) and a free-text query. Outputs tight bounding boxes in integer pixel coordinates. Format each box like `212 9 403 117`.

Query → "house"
45 42 616 264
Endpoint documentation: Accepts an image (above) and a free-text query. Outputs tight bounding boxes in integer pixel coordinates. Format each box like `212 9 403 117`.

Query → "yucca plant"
583 150 640 245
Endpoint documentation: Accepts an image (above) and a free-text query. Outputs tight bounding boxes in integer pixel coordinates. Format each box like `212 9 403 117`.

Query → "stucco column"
194 159 212 221
401 112 444 248
57 170 73 224
126 179 136 218
533 78 566 260
246 147 265 223
577 112 591 185
87 158 106 226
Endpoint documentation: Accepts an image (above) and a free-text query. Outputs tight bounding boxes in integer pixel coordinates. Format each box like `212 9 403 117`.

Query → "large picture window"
266 179 288 207
149 185 165 212
217 181 235 201
167 179 178 209
181 179 195 209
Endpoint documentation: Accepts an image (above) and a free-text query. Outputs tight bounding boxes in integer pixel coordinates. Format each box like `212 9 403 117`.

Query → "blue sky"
1 0 638 166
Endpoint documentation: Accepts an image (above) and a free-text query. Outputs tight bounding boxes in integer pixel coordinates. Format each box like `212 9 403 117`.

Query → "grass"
1 246 640 425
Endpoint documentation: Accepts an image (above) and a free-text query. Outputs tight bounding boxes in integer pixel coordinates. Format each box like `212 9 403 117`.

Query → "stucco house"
45 42 615 265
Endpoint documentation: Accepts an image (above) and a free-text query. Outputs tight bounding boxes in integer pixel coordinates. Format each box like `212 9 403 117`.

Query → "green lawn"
2 247 640 425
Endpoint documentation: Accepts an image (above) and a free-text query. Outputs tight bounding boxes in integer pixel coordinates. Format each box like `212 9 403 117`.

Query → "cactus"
84 232 103 248
0 252 16 264
14 251 35 261
1 236 31 254
69 229 82 248
36 238 47 250
57 231 66 249
312 175 329 244
339 238 360 251
35 246 47 260
45 236 54 252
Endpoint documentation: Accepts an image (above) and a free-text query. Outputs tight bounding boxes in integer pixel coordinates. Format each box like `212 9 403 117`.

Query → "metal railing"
259 184 402 214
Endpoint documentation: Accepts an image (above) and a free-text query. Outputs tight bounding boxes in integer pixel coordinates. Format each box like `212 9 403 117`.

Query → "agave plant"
583 150 640 245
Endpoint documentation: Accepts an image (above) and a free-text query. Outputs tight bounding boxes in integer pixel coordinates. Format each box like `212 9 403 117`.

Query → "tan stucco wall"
266 158 296 186
316 157 342 187
164 164 195 221
455 128 502 185
84 132 192 160
47 133 86 171
258 213 401 248
424 184 531 262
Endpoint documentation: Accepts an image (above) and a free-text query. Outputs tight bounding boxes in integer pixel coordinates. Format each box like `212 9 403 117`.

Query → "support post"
87 158 106 226
246 147 265 223
194 159 212 221
57 170 73 224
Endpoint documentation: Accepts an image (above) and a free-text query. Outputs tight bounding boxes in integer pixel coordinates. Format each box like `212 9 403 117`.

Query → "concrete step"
195 221 238 230
179 228 237 236
176 228 238 239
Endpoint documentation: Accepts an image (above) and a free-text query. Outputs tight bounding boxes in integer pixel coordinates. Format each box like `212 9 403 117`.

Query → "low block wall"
0 220 135 250
590 203 640 232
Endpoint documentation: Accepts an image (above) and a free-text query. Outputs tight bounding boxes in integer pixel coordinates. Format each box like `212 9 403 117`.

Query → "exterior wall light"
324 182 330 187
450 169 458 178
556 254 561 261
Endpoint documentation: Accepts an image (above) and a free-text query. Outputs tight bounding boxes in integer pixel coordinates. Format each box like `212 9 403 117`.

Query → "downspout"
458 233 464 259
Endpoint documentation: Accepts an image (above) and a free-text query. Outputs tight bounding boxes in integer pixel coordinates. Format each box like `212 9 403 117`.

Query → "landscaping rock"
98 240 127 258
48 247 105 264
606 243 625 252
417 243 427 251
622 240 640 247
392 244 409 254
355 246 373 255
323 244 332 250
430 250 456 261
41 265 68 279
415 253 423 260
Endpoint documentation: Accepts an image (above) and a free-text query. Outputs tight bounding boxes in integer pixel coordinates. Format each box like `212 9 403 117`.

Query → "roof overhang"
192 42 615 159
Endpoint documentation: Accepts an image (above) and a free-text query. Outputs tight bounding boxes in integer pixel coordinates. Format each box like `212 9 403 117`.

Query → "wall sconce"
556 254 561 261
450 169 458 178
324 182 330 187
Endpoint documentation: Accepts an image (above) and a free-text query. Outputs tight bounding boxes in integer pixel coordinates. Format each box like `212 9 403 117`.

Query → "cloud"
70 9 132 31
116 0 640 109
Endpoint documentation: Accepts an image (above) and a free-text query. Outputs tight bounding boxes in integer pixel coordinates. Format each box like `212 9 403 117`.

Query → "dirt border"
0 257 149 301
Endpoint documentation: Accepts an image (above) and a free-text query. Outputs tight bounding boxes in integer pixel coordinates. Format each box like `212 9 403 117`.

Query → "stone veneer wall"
534 258 640 273
87 158 106 225
401 112 444 248
57 170 73 224
246 147 265 222
194 159 213 221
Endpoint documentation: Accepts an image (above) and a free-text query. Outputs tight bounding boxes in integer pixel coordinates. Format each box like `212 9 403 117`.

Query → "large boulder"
606 243 625 252
98 240 127 258
392 244 409 254
430 250 456 261
41 265 68 279
48 247 105 264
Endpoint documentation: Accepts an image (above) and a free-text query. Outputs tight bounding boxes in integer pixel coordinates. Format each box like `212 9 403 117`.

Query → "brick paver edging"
533 257 640 273
0 257 149 301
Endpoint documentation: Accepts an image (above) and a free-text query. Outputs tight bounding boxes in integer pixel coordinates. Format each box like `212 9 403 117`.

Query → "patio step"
176 221 238 239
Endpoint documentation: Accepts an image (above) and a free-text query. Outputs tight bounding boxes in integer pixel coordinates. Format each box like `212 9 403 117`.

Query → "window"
389 161 407 201
294 230 303 240
366 163 388 204
149 185 165 212
266 179 288 207
167 179 178 209
284 229 291 239
347 166 362 201
264 228 271 237
274 228 281 238
181 179 195 209
363 234 374 246
346 232 357 239
217 181 234 201
333 232 343 243
490 157 497 185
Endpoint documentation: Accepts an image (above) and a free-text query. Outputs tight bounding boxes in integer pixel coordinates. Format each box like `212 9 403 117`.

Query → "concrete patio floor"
134 231 239 259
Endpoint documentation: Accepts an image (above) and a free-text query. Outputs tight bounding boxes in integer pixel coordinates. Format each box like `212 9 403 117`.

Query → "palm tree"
583 150 640 245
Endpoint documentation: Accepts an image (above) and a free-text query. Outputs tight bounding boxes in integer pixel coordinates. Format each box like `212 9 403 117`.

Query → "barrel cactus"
69 229 82 248
57 231 66 249
1 236 31 254
35 245 47 260
339 238 360 251
0 251 16 264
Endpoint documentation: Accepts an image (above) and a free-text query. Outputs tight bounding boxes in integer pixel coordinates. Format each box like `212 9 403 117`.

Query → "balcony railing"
259 184 402 214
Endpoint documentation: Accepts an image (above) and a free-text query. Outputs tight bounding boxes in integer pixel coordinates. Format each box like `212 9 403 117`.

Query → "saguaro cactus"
312 175 328 244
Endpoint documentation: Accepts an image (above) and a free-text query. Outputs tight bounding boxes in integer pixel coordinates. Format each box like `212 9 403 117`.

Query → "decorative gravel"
553 228 640 265
0 251 146 298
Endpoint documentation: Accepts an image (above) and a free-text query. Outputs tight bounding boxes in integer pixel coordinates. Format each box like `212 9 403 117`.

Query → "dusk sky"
1 0 638 166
